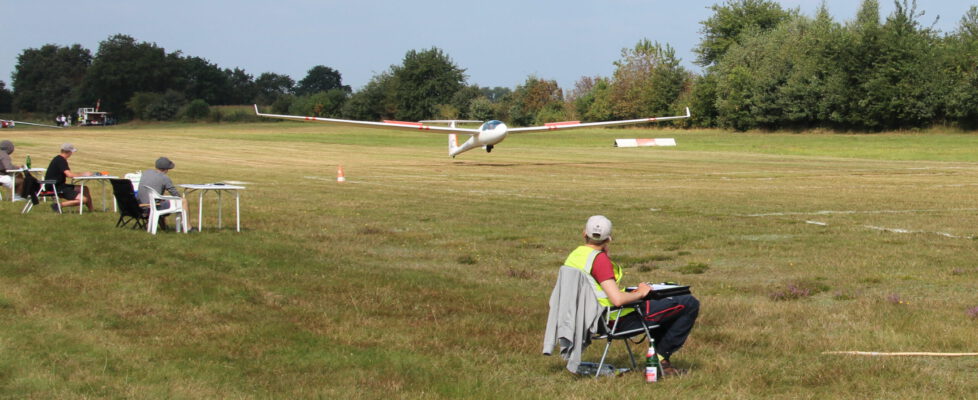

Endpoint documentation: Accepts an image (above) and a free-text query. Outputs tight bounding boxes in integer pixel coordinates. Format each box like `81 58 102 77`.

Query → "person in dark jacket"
44 143 94 212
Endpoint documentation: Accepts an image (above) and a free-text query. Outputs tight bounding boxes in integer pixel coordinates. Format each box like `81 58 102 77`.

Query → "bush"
180 99 210 121
126 92 162 120
143 91 185 121
468 97 494 121
289 90 349 118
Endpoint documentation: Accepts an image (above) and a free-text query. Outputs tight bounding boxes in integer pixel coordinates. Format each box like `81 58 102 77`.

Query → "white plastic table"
72 175 119 214
179 184 246 232
6 167 45 201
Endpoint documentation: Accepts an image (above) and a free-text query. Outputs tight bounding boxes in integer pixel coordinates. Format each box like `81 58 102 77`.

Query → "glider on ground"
1 119 61 129
255 105 690 158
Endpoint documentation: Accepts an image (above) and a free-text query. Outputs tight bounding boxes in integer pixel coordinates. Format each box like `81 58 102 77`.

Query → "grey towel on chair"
542 266 604 373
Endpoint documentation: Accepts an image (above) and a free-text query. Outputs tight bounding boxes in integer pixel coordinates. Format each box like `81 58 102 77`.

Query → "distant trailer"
77 107 113 126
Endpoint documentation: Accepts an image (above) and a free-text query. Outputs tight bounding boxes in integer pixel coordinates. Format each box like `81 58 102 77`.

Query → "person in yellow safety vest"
564 215 699 377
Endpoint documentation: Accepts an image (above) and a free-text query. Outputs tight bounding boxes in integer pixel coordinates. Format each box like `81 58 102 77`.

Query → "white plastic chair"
145 187 188 235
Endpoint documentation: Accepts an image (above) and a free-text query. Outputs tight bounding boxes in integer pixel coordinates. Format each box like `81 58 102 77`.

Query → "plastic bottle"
645 344 659 382
25 155 31 169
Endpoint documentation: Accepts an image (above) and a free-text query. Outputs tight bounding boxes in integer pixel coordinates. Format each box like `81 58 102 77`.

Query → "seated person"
137 157 186 226
44 143 94 212
0 140 23 195
564 215 700 377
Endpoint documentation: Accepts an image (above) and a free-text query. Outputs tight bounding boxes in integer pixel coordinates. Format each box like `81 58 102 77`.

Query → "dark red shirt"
590 251 616 284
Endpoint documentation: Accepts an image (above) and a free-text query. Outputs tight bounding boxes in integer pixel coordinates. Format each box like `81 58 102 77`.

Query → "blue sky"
1 1 973 92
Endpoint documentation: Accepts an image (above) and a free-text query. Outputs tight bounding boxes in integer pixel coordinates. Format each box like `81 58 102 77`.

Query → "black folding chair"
110 178 149 230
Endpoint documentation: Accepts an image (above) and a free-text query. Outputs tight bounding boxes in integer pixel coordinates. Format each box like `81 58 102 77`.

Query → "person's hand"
637 282 653 297
85 171 94 177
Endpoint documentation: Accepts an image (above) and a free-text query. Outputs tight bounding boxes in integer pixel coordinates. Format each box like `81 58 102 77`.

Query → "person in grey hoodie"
137 157 184 209
0 140 23 192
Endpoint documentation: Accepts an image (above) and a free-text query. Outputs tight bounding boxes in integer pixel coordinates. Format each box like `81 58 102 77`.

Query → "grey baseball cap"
155 157 175 170
61 143 77 153
0 140 13 154
585 215 613 242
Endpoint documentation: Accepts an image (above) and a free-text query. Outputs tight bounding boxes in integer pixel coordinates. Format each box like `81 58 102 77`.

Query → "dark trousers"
613 294 699 361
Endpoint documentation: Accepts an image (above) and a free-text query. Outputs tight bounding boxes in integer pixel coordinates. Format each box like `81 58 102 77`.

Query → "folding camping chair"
110 178 149 230
592 303 660 377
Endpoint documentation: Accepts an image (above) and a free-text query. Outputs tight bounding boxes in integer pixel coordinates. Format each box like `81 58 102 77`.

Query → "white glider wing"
254 105 480 134
506 107 690 134
0 119 62 128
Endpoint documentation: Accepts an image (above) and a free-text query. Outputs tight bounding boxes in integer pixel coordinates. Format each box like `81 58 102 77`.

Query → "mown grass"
1 123 977 398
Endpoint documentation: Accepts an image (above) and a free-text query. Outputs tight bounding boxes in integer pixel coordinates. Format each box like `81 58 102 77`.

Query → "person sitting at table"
0 140 24 195
137 157 186 227
44 143 94 213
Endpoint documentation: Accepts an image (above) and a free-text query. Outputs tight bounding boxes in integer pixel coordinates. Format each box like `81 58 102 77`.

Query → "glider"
0 119 62 129
255 105 690 158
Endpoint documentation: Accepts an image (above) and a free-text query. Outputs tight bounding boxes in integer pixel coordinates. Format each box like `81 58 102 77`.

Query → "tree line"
2 0 975 131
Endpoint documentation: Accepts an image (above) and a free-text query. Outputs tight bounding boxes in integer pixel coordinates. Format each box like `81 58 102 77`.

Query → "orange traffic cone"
337 165 346 182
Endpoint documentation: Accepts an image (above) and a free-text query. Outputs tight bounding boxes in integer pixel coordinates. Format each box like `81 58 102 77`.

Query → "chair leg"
52 189 61 215
148 210 158 234
179 209 189 233
624 338 639 369
596 339 613 378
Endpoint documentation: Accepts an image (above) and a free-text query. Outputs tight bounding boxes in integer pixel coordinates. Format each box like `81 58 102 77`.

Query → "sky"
1 1 974 92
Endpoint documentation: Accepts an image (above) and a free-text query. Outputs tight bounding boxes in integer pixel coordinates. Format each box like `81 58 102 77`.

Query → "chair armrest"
156 195 182 201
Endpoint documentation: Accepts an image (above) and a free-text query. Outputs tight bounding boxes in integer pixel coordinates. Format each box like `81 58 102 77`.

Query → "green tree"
685 73 719 128
507 76 564 126
609 39 690 120
570 76 614 122
856 0 942 129
390 47 466 121
224 68 256 105
714 13 846 130
295 65 351 96
254 72 295 105
0 81 12 113
694 0 795 67
80 34 183 119
944 6 978 128
479 86 511 102
342 72 395 120
468 96 494 121
450 85 482 119
180 56 231 105
11 44 91 113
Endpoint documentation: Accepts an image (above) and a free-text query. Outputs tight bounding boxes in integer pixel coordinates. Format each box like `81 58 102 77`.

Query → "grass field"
1 122 977 399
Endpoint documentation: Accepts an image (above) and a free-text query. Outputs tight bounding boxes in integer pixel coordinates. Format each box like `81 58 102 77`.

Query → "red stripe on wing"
545 121 581 128
383 120 424 127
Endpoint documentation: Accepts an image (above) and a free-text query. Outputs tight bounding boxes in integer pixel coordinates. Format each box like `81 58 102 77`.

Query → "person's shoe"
50 203 62 213
659 359 688 378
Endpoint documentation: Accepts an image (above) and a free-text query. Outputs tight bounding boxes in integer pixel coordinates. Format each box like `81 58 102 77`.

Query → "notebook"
626 283 692 300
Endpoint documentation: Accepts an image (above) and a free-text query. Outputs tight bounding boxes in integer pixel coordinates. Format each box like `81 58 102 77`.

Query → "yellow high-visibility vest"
563 245 634 319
